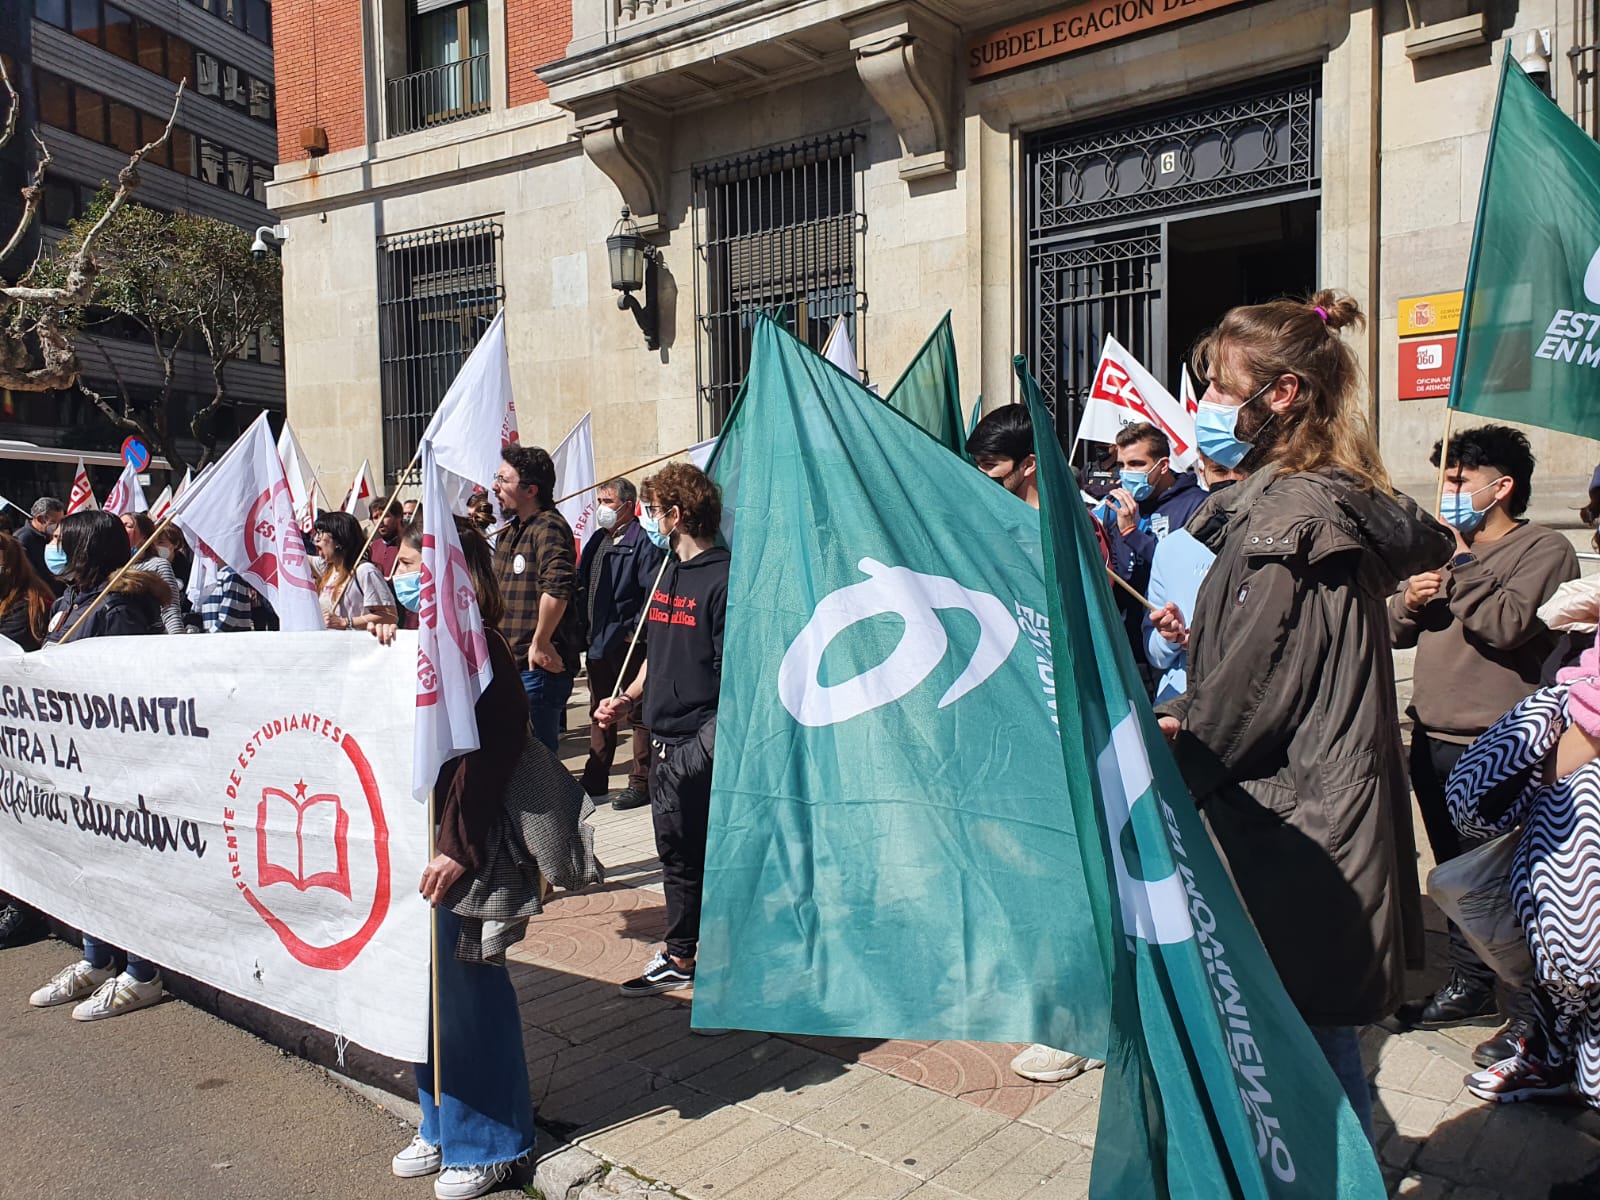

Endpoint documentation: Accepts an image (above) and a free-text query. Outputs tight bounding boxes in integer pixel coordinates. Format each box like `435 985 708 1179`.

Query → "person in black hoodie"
596 464 728 998
29 509 169 1022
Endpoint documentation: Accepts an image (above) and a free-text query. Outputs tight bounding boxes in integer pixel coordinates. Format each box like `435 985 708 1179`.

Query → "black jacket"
576 519 667 663
45 572 167 643
643 546 729 740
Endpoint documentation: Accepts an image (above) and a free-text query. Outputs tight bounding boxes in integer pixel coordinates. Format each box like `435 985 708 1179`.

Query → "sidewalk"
520 690 1600 1200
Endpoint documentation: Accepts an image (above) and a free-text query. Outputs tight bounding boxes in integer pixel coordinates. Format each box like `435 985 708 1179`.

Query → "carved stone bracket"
846 4 957 182
571 94 672 235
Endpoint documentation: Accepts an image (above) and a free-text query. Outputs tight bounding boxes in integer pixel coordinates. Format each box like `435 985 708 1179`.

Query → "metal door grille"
376 218 503 484
692 131 864 436
1025 74 1320 446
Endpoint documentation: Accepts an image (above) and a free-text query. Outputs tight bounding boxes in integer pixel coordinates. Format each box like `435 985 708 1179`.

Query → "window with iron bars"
692 131 864 436
376 218 503 485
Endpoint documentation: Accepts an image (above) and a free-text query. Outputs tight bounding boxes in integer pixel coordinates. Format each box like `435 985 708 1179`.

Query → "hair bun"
1310 290 1364 334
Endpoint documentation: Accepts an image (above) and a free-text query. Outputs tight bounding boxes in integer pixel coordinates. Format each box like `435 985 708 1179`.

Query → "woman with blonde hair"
1155 291 1454 1137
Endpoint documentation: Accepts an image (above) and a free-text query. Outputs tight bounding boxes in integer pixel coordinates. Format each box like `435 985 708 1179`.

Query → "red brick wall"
273 2 367 162
508 0 572 108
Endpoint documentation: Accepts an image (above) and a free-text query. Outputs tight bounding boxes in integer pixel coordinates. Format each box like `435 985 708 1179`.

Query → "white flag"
419 309 516 515
413 442 492 799
342 459 377 516
278 422 323 533
1180 362 1200 418
148 486 174 521
174 467 193 497
687 437 717 470
171 414 324 632
185 545 217 609
103 461 149 515
1074 336 1199 471
822 316 860 381
67 458 98 514
551 413 597 548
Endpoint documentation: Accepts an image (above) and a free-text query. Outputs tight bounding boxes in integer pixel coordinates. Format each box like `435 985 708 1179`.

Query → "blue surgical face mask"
393 569 423 613
1440 478 1504 533
44 545 67 576
1118 470 1153 503
639 512 672 551
1195 381 1275 469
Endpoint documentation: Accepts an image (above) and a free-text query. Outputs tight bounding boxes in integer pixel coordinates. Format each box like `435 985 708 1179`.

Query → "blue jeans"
521 667 573 754
82 935 157 984
1311 1024 1374 1145
416 906 536 1168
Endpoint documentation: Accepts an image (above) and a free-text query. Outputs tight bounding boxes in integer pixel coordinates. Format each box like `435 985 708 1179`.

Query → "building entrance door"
1025 73 1322 456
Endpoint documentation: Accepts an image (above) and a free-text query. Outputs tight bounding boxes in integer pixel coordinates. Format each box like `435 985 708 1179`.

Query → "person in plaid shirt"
492 445 580 752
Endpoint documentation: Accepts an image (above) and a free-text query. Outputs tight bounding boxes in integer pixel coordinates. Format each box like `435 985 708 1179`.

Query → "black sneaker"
1395 976 1498 1029
0 904 30 948
610 787 649 811
1474 1016 1538 1069
619 951 694 997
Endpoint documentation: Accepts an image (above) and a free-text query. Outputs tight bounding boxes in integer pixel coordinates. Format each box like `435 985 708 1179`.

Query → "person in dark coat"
16 496 64 596
0 530 56 947
1103 422 1208 697
1155 291 1455 1141
575 476 665 810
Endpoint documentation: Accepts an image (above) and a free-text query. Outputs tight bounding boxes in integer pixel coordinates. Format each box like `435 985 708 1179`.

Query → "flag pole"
1433 404 1456 515
51 513 179 645
330 447 421 616
610 551 672 701
428 788 443 1102
1105 565 1159 614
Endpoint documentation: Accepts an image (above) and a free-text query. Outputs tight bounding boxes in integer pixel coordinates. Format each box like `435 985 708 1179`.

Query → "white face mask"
596 504 619 531
155 545 174 561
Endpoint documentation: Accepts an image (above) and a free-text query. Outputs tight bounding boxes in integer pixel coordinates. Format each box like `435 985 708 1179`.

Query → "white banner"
0 633 428 1060
552 413 597 548
1075 336 1199 471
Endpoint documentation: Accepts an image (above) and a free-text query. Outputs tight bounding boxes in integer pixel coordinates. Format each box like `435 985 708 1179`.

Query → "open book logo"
256 782 352 898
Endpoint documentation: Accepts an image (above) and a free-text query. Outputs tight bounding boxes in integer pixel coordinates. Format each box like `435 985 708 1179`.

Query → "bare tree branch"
0 56 18 157
69 81 184 267
0 132 52 267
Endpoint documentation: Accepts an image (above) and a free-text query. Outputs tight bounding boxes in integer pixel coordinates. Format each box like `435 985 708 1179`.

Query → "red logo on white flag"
244 481 317 593
1088 357 1194 461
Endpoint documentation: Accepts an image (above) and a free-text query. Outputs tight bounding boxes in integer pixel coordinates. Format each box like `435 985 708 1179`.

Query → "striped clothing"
200 566 255 633
1448 683 1600 1103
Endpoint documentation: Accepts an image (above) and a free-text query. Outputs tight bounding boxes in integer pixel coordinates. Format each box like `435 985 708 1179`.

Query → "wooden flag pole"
1433 404 1456 515
610 551 673 701
1105 565 1160 614
427 788 443 1102
51 512 179 645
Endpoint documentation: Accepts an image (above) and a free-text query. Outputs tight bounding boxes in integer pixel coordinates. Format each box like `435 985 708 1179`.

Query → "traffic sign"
120 437 150 471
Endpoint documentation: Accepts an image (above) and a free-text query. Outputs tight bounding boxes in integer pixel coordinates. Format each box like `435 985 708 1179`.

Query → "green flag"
1017 354 1384 1197
694 319 1109 1053
1451 50 1600 435
884 312 966 454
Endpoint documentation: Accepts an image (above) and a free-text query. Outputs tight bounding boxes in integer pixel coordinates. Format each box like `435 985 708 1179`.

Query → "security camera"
251 223 289 260
1519 30 1553 95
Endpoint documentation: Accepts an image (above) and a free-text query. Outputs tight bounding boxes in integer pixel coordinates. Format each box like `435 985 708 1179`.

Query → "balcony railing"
386 54 491 138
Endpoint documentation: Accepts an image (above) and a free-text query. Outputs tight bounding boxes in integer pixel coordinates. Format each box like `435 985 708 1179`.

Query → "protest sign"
0 633 429 1060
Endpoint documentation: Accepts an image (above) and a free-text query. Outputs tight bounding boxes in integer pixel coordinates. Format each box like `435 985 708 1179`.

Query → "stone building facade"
268 0 1600 509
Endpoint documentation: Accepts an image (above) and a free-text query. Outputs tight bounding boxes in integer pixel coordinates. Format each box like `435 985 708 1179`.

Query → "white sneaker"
434 1161 514 1199
29 960 112 1008
70 971 163 1021
1009 1044 1105 1083
391 1135 442 1179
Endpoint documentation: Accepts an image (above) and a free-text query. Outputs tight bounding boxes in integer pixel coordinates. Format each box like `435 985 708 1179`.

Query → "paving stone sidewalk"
522 688 1600 1200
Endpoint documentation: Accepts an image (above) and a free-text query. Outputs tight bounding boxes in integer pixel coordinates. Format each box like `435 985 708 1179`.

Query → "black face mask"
1207 479 1238 495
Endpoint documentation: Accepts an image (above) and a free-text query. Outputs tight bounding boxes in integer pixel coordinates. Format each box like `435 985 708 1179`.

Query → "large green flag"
694 320 1109 1053
1451 50 1600 434
1017 355 1384 1197
884 312 966 455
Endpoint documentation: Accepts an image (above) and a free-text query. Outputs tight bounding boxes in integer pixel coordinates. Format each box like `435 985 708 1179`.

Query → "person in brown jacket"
1389 424 1578 1064
1156 291 1454 1141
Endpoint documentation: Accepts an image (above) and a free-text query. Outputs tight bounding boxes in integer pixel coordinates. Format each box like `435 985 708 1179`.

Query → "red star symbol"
294 780 307 799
